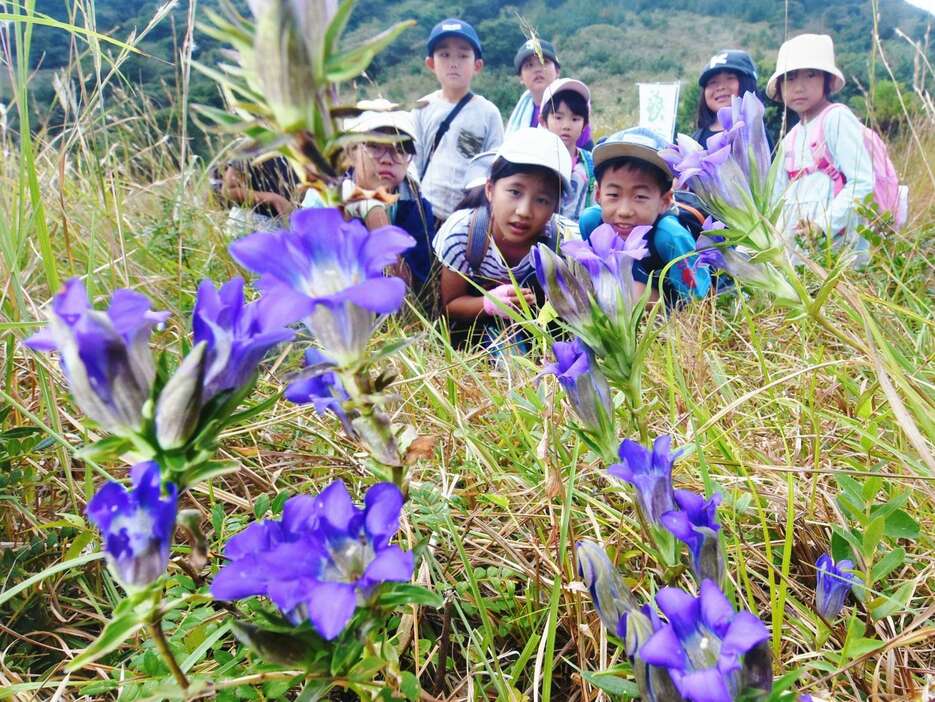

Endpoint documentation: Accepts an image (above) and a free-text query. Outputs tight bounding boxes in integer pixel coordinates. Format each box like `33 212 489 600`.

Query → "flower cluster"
229 208 415 368
211 480 414 640
86 461 178 589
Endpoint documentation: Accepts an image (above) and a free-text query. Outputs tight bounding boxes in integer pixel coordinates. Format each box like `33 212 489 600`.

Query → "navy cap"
426 18 482 58
513 38 559 74
699 50 758 87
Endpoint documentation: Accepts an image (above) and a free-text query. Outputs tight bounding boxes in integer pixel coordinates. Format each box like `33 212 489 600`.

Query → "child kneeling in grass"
579 128 711 305
433 127 579 348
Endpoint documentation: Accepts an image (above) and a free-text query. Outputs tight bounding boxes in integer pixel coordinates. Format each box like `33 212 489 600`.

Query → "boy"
539 78 594 220
506 38 593 149
413 18 503 225
579 128 711 303
301 101 435 294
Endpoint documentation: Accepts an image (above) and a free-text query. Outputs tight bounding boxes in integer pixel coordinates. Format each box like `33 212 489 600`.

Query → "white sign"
638 82 681 142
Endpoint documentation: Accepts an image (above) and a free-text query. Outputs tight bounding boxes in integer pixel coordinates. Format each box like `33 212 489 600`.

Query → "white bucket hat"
766 33 845 101
344 98 417 145
495 127 572 192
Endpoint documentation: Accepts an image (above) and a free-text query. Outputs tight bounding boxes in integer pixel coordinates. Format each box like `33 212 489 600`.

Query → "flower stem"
146 612 189 692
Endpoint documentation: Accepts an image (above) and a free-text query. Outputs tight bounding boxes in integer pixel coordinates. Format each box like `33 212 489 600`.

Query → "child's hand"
483 284 528 318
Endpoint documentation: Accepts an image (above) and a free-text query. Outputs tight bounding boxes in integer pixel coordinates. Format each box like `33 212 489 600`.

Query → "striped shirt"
433 208 580 285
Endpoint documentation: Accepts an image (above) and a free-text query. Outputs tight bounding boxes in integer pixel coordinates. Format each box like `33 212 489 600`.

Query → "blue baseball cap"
699 50 758 87
592 127 673 178
426 19 482 58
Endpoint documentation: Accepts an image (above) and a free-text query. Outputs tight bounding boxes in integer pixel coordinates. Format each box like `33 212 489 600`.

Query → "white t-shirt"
412 92 504 221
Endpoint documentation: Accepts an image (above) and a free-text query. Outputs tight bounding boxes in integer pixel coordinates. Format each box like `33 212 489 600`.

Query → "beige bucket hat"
766 33 846 100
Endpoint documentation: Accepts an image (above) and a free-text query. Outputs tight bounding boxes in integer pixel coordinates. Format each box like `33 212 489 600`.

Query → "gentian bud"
661 490 725 586
532 244 593 326
608 436 679 526
86 461 178 590
24 279 168 437
575 540 637 637
815 554 857 621
155 341 207 451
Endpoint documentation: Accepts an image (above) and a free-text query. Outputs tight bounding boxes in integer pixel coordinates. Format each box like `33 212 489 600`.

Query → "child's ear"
474 58 484 74
425 56 435 71
484 179 494 204
660 188 674 212
594 181 603 203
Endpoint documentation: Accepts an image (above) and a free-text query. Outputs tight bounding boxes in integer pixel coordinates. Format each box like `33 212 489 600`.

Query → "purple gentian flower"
715 92 772 188
229 208 415 366
542 339 613 437
608 436 679 525
532 245 593 326
639 580 772 702
154 278 296 450
815 554 857 621
562 224 650 321
86 461 178 589
662 490 725 586
24 279 168 436
284 349 352 433
211 480 414 640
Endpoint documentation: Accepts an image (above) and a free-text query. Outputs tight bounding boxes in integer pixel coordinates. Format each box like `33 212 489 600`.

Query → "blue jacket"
393 196 435 292
578 207 710 302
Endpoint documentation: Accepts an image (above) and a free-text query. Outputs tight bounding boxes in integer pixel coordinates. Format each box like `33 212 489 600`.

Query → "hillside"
10 0 934 151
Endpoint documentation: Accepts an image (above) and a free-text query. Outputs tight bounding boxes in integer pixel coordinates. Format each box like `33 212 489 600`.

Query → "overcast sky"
904 0 935 14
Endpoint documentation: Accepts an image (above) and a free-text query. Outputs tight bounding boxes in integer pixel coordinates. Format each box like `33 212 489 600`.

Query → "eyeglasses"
362 142 413 162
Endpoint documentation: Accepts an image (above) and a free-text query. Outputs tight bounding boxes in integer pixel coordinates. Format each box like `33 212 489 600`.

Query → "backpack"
783 103 906 228
579 148 596 207
672 190 711 239
464 206 561 291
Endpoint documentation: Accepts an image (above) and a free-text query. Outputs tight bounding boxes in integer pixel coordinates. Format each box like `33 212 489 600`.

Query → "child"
539 78 595 221
220 155 297 237
506 38 593 149
301 102 435 294
413 19 504 225
768 33 874 267
579 128 711 304
693 50 760 148
433 127 578 347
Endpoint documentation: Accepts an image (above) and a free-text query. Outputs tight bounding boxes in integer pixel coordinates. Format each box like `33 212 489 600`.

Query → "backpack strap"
785 103 847 193
579 149 596 206
420 92 475 180
465 206 491 274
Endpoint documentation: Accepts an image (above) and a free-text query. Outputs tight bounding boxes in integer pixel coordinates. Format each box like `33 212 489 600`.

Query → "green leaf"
845 637 883 660
869 547 905 585
329 636 363 677
75 435 134 462
870 580 914 619
399 671 420 702
580 671 639 697
375 584 444 608
323 0 356 57
182 460 241 488
862 515 885 560
883 509 919 540
254 493 270 519
324 20 415 83
831 528 854 563
65 611 144 671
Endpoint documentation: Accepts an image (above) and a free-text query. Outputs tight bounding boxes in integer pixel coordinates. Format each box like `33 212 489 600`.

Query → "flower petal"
364 482 404 548
361 545 414 585
305 580 357 640
677 667 733 702
638 624 686 670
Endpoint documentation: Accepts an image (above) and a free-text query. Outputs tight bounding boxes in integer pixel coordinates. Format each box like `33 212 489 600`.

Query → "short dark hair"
696 70 759 132
488 157 562 211
541 90 589 125
595 157 672 194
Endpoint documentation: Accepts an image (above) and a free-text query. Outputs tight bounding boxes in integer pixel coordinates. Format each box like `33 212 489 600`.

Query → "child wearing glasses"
302 102 436 294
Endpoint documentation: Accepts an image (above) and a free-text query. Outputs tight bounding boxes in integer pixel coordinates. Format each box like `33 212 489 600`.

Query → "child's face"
352 141 411 192
543 101 585 154
595 164 672 237
519 55 559 98
780 69 827 117
484 172 559 247
426 38 482 94
704 70 740 113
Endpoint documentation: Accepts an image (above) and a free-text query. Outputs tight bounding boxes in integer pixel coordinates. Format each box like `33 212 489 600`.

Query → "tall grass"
0 2 933 700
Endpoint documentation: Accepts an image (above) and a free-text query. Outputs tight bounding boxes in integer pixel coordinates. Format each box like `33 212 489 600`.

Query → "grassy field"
1 4 935 702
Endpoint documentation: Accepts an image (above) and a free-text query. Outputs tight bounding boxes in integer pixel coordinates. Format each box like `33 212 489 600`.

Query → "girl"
433 127 578 348
693 50 760 148
539 78 595 221
768 33 874 267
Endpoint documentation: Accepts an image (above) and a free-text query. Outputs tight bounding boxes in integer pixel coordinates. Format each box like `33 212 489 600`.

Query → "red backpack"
784 103 906 228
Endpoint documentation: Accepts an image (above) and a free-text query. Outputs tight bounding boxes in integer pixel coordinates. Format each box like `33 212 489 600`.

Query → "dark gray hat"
513 38 559 74
699 50 758 86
